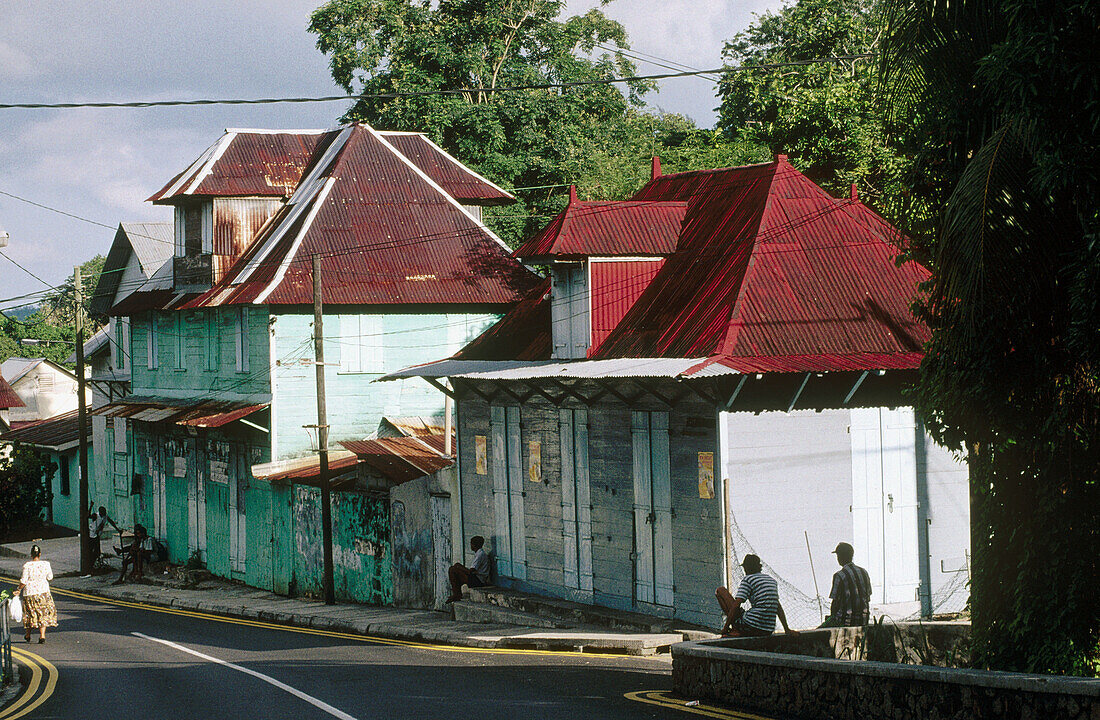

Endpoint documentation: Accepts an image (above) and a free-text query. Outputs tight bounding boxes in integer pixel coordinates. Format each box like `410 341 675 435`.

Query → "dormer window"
550 262 590 360
174 201 212 257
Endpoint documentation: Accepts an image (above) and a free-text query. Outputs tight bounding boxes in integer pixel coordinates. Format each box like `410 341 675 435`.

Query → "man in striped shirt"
715 555 797 637
825 542 872 626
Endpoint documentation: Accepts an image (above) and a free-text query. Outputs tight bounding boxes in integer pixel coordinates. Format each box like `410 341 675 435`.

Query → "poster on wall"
475 435 487 474
173 456 188 478
210 460 229 484
528 440 541 482
698 451 714 499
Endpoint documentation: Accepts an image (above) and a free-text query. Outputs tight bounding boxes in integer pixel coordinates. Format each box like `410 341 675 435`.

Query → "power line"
0 55 874 111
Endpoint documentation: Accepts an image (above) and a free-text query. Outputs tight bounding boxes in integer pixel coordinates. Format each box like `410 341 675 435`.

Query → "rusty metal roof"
592 156 929 363
182 124 539 309
0 375 23 409
92 396 268 428
148 130 328 204
452 278 552 361
340 435 453 484
254 451 358 484
379 133 515 206
0 409 87 450
513 187 684 259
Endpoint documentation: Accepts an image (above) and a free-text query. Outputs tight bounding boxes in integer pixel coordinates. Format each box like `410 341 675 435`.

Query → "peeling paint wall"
390 476 436 609
292 486 392 605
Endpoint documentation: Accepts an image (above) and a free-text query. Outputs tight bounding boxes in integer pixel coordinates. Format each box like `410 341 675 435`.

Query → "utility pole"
313 254 335 605
75 265 91 575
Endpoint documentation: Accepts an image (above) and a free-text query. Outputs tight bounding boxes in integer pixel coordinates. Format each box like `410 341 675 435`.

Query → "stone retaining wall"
673 639 1100 720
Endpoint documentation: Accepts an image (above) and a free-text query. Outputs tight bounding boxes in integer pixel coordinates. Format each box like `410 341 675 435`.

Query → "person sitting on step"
446 536 491 603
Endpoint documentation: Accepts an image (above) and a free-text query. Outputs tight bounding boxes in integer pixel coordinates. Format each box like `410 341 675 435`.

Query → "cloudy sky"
0 0 777 304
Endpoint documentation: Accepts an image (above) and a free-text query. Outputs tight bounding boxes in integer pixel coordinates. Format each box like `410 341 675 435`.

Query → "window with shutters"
59 459 70 496
234 307 249 373
338 314 384 373
37 374 54 392
114 319 127 371
147 314 159 369
205 311 218 371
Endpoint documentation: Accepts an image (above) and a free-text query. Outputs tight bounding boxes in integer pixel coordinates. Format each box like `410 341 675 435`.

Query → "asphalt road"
2 588 756 720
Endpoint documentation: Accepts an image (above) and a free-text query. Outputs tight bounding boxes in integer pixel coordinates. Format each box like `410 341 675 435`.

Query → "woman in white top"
14 544 58 643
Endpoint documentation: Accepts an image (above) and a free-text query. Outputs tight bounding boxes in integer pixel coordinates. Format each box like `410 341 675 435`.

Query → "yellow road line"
0 648 57 720
0 576 644 660
624 690 776 720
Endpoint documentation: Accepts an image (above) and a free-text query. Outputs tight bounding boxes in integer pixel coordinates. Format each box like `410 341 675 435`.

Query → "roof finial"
774 153 788 163
569 184 577 204
850 183 858 202
651 156 662 181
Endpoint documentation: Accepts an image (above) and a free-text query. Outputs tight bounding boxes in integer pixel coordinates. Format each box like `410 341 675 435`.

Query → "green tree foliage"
882 0 1099 675
0 255 104 367
309 0 765 244
717 0 912 216
0 444 56 540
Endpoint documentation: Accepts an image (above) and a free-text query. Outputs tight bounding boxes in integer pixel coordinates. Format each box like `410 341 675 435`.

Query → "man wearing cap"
824 542 872 626
715 554 797 637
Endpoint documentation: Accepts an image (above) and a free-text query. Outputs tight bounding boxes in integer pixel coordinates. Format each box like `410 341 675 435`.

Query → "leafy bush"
0 444 56 540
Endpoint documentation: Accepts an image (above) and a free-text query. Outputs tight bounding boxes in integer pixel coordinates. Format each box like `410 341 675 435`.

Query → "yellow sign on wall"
528 440 542 482
475 435 487 474
698 451 714 499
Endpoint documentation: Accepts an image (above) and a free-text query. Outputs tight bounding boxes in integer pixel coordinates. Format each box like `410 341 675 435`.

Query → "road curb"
49 576 672 656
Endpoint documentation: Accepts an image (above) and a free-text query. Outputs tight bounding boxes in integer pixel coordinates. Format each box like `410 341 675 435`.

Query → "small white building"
1 357 85 426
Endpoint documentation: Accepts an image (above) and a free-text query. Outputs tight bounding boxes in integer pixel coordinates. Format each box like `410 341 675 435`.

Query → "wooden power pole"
75 265 92 575
313 254 336 605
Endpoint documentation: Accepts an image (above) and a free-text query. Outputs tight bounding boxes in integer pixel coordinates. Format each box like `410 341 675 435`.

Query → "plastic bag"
9 594 23 624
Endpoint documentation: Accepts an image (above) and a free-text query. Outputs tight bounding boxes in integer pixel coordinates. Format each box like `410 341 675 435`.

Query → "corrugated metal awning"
92 396 269 428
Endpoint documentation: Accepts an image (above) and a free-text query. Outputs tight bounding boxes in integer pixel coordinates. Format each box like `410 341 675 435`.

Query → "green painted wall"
292 486 392 605
46 449 84 532
270 310 496 460
130 307 271 401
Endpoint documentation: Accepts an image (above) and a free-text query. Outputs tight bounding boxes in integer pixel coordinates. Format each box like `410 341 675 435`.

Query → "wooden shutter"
490 406 512 577
559 408 579 589
632 411 655 604
506 406 526 580
575 408 593 592
650 411 674 606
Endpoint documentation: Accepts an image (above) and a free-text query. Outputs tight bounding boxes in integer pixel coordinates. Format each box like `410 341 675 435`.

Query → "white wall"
722 407 971 626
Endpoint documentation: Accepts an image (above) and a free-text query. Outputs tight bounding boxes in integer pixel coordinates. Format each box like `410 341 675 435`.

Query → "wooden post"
75 266 91 575
313 254 335 605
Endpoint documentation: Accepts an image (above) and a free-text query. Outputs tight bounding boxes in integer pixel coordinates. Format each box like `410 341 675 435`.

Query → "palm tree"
879 0 1099 676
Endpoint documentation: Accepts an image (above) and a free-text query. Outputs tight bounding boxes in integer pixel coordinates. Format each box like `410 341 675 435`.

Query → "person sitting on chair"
715 554 798 637
446 536 490 603
113 524 150 584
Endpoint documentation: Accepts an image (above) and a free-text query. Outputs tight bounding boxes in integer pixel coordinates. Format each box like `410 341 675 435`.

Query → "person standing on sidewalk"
14 544 58 644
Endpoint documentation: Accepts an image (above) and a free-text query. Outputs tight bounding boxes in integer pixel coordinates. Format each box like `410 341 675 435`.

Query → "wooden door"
491 406 526 580
559 408 593 593
632 411 673 606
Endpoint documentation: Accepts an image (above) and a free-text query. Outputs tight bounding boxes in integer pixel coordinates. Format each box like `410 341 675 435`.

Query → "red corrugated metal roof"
0 376 23 409
683 352 924 375
148 131 328 203
592 157 929 361
260 452 359 483
452 278 552 361
92 396 267 428
183 125 539 309
589 260 665 352
379 133 515 206
0 409 87 449
341 435 453 484
513 189 685 259
109 290 200 315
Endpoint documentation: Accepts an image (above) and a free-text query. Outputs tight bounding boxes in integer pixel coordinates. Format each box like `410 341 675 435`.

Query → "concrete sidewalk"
0 536 678 656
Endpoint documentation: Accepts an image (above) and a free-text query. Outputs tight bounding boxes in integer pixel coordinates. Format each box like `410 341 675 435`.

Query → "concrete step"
495 631 683 656
465 586 709 635
451 600 574 629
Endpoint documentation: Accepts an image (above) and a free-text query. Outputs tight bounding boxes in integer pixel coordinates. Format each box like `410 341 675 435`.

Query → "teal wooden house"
99 124 537 600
